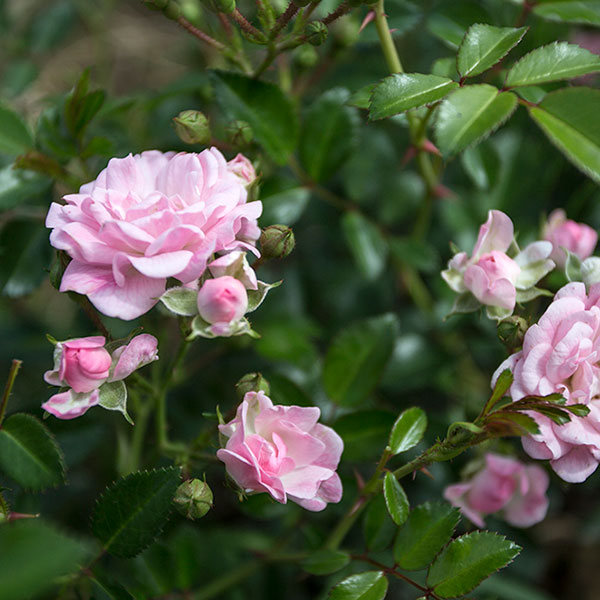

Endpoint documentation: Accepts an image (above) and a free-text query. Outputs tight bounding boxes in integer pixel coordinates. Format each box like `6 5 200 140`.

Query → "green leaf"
323 314 399 407
0 520 90 600
528 87 600 183
247 280 282 312
565 248 583 281
0 102 33 155
299 88 359 182
341 211 388 281
347 84 376 109
334 410 396 461
160 286 198 317
0 413 65 490
329 571 388 600
369 73 458 120
486 369 514 413
302 549 350 575
533 1 600 26
394 502 460 571
383 472 409 526
98 380 132 424
363 494 396 551
528 404 571 425
211 71 298 164
506 42 600 87
261 186 310 226
457 24 528 78
564 403 590 417
485 411 540 436
389 237 439 273
435 85 518 156
427 531 521 597
92 467 182 557
389 406 427 455
0 166 51 211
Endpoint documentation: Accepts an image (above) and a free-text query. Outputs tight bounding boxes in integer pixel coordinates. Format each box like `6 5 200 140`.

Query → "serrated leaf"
486 369 514 414
211 71 297 164
0 520 90 600
506 42 600 87
529 404 571 425
329 571 388 600
160 287 198 317
389 406 427 455
341 212 388 281
98 380 132 424
486 411 540 436
457 24 528 78
369 73 458 120
528 87 600 183
0 413 65 490
394 502 460 571
427 532 521 597
383 472 409 526
92 467 181 558
323 314 399 407
302 549 350 575
299 88 359 182
564 403 590 417
0 102 33 155
435 85 518 156
347 84 376 109
533 1 600 25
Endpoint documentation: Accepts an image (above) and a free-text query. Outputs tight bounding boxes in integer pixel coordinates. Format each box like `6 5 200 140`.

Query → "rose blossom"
543 209 597 268
197 276 248 325
46 149 262 320
442 210 554 319
43 334 158 419
493 282 600 482
227 154 257 187
444 453 549 528
217 391 343 511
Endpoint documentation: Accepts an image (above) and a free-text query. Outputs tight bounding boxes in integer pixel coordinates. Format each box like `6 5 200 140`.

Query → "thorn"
389 28 397 33
358 11 375 34
8 512 40 521
434 184 455 199
401 146 417 167
420 467 435 480
421 139 441 156
354 468 365 490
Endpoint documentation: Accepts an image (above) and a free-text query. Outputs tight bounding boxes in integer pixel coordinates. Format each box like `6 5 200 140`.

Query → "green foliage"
341 211 388 280
427 532 521 598
0 102 33 155
389 406 427 455
363 494 396 551
323 314 399 407
329 571 389 600
302 549 350 575
533 1 600 25
394 502 460 571
383 472 409 526
0 413 65 490
0 520 90 600
92 467 182 557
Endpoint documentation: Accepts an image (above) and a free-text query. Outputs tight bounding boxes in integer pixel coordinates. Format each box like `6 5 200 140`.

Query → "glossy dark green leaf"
0 102 33 155
0 520 90 600
435 85 518 156
300 88 359 182
260 186 310 226
323 314 399 407
383 472 409 526
457 24 527 78
363 494 396 551
369 73 458 120
427 532 521 597
486 411 541 436
302 549 350 575
347 84 376 109
341 211 388 280
506 42 600 87
335 410 396 461
92 467 181 557
0 413 65 490
529 87 600 183
211 71 297 164
389 237 439 273
394 502 460 571
329 571 388 600
486 369 514 413
533 1 600 26
389 406 427 455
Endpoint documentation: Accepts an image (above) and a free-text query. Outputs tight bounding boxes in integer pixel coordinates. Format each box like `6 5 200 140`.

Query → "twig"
177 16 227 50
0 360 22 427
321 1 352 26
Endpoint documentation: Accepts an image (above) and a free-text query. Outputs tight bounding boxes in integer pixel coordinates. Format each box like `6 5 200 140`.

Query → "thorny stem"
177 16 227 50
270 0 299 39
321 1 352 26
231 9 266 41
0 360 22 428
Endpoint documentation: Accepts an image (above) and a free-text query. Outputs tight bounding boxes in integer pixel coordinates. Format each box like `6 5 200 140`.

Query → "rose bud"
173 110 211 145
543 209 597 268
235 372 270 399
197 276 248 324
225 121 254 147
260 224 295 260
306 21 328 46
173 479 213 520
226 153 256 187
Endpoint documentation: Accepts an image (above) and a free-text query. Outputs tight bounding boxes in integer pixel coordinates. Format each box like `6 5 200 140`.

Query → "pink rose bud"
544 209 597 268
444 453 549 528
227 153 256 187
197 276 248 324
45 336 112 394
217 391 344 511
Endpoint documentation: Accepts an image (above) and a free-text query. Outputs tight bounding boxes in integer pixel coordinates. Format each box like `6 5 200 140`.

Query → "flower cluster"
444 453 549 528
43 334 158 419
217 391 344 511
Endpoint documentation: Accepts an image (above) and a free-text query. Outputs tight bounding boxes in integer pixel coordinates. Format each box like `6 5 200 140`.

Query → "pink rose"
46 149 262 320
493 282 600 482
544 209 597 268
217 391 343 511
43 334 158 419
444 453 549 528
197 276 248 324
227 153 257 187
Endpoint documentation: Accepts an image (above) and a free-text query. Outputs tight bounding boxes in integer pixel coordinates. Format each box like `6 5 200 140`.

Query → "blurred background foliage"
1 0 600 598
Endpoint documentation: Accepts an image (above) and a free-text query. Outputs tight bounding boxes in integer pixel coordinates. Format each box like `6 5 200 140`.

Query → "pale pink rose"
227 154 256 187
217 391 343 511
46 149 262 320
543 209 597 268
493 282 600 482
444 453 549 528
208 250 258 290
43 334 158 419
197 276 248 324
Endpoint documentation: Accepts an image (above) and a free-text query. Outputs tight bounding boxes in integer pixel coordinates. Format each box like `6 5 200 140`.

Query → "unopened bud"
235 372 270 399
173 110 211 145
225 120 254 147
214 0 236 13
497 316 528 352
173 479 213 520
305 21 328 46
164 0 182 20
260 225 295 259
